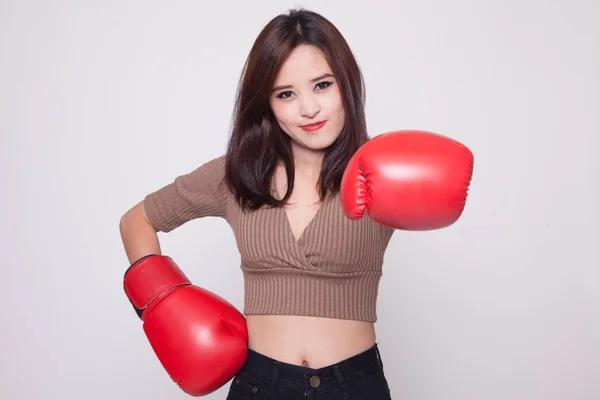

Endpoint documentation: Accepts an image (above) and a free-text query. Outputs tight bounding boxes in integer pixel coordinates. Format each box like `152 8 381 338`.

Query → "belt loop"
269 360 280 391
333 366 351 400
374 342 384 371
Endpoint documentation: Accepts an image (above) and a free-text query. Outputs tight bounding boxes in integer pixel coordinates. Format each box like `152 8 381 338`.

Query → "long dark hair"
225 8 368 210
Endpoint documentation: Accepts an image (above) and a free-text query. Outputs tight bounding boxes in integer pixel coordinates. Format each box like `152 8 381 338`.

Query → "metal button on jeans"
309 375 320 387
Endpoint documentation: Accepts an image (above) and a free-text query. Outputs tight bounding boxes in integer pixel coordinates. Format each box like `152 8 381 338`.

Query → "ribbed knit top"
144 156 395 322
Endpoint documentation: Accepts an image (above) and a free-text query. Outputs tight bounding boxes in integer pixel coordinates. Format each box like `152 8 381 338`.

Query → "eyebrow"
271 73 334 92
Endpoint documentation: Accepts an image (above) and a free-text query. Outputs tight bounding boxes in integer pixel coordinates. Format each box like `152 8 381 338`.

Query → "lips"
300 120 327 132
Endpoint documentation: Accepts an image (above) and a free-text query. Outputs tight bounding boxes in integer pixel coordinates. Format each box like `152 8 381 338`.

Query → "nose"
300 94 320 119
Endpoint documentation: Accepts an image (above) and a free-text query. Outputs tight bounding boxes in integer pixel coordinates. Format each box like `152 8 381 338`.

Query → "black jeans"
226 343 392 399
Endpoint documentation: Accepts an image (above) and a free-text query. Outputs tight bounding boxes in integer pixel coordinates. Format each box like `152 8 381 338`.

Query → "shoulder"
143 155 232 231
181 154 228 190
161 154 231 208
192 154 226 176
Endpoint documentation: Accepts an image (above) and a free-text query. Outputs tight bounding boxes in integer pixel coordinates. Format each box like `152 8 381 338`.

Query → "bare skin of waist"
246 315 376 368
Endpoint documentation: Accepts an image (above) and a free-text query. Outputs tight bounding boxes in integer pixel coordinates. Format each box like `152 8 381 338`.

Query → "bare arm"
119 200 162 264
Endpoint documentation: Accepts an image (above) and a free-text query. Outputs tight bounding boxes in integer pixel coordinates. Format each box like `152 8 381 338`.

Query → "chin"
296 135 339 152
297 127 341 147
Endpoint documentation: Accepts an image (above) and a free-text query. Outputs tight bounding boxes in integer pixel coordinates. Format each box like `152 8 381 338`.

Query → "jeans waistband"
238 343 385 395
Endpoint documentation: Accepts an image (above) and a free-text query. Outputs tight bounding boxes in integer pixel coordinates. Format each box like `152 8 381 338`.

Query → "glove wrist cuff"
123 255 191 319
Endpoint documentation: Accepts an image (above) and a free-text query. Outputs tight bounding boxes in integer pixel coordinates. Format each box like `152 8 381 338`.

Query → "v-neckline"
279 194 329 245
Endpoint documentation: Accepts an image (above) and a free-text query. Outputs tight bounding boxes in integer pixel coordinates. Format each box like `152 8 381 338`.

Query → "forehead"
273 44 332 84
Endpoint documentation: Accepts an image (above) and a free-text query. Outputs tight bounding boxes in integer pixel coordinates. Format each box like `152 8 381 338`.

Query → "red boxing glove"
340 130 474 230
124 255 248 396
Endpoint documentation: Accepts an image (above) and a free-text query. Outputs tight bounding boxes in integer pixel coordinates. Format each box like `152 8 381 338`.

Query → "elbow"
119 202 140 233
119 200 157 233
119 210 132 236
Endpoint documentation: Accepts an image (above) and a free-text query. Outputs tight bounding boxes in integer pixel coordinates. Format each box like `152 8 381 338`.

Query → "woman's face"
269 44 346 155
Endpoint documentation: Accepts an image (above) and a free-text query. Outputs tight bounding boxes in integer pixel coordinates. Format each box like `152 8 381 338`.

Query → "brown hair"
225 8 368 210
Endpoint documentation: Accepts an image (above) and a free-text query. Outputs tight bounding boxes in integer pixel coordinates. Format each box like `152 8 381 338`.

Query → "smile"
300 120 327 132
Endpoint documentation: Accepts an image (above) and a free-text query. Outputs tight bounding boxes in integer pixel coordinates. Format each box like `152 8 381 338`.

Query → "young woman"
120 8 473 400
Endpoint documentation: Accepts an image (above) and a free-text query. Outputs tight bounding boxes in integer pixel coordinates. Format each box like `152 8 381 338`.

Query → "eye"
275 91 293 99
315 81 333 90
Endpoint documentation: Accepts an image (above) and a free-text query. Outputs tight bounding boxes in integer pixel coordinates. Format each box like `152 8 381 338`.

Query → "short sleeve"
143 155 229 232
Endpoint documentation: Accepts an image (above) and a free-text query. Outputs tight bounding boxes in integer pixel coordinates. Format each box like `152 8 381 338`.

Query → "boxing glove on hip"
123 255 248 396
341 130 474 230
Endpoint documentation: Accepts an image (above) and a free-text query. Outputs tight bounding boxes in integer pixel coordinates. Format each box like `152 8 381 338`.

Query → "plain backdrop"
1 0 599 399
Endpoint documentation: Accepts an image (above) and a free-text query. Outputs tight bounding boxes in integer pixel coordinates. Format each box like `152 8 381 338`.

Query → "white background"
1 0 599 399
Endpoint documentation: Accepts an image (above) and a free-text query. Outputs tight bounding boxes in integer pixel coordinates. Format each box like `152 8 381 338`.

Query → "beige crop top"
144 155 395 322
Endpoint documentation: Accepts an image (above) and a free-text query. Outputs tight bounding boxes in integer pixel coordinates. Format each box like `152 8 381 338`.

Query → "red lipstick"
300 120 327 132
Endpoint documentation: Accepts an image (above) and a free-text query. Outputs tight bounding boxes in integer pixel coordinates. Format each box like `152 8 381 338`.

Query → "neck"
291 144 324 175
292 146 325 171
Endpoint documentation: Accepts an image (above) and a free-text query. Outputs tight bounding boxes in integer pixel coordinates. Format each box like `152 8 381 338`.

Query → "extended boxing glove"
340 130 474 230
123 255 248 396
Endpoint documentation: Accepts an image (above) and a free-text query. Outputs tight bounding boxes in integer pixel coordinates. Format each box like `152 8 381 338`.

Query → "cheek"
328 93 345 129
271 102 294 124
323 90 344 113
325 97 345 126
